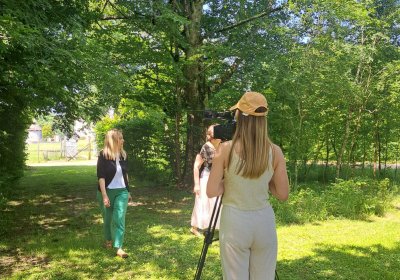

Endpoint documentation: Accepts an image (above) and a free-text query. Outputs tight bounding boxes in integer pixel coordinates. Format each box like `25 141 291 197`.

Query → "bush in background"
95 111 171 185
0 105 29 208
0 105 29 179
271 178 398 224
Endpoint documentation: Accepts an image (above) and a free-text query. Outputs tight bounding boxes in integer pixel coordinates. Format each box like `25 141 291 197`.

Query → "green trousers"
97 188 129 249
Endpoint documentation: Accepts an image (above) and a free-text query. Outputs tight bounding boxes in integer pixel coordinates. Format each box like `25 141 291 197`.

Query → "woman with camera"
207 92 289 279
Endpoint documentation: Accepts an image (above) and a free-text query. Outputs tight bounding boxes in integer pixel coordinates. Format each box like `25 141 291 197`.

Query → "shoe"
190 227 202 237
104 240 112 249
116 248 128 258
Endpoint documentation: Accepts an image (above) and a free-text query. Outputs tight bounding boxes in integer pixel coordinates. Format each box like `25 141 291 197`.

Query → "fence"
26 138 97 163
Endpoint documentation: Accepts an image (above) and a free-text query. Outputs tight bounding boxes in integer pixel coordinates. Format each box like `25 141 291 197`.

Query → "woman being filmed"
207 92 289 280
97 129 132 258
190 125 221 236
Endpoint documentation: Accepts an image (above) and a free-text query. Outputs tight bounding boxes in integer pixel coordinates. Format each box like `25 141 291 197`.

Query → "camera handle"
193 195 280 280
194 195 222 280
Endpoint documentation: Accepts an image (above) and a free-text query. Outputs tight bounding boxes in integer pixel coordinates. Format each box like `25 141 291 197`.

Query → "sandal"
116 248 128 258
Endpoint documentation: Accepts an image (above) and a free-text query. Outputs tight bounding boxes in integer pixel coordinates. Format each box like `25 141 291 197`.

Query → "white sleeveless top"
107 157 126 189
222 146 274 210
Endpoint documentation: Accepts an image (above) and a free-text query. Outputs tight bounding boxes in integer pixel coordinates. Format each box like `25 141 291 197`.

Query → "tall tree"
93 0 287 187
0 0 123 177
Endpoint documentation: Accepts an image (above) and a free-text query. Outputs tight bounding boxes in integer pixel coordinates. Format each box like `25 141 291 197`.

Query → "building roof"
28 124 42 131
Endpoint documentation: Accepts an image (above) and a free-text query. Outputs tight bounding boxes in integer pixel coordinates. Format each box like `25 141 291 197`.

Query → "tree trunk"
378 130 381 172
336 106 352 179
181 0 205 189
395 143 399 182
373 113 380 178
324 132 330 183
292 101 304 190
174 86 183 186
373 134 378 178
384 137 388 170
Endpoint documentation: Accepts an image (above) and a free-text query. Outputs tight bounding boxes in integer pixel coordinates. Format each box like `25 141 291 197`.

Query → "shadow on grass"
2 166 398 279
277 242 400 280
0 166 221 279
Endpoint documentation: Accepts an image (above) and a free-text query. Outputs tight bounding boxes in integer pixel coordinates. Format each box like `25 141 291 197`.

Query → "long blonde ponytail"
228 111 271 178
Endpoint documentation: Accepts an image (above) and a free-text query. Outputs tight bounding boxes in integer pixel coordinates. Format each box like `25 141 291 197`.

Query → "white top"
107 157 126 189
222 147 274 210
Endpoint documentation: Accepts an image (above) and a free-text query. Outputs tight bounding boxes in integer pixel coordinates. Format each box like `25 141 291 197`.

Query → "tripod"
193 196 280 280
194 195 222 280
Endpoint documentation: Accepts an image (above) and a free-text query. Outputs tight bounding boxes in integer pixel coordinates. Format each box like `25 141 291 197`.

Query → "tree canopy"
1 0 399 187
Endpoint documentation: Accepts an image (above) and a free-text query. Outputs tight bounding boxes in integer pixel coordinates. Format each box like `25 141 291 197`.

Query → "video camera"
203 110 236 141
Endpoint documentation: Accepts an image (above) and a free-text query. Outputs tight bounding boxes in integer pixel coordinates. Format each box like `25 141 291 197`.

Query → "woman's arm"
207 142 228 198
269 144 289 201
97 152 110 207
193 153 204 194
99 178 110 207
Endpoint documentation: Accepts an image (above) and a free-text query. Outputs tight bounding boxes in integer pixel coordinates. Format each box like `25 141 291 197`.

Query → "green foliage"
120 115 171 184
0 0 127 177
41 123 53 139
95 110 171 185
1 0 400 187
94 116 119 150
272 178 398 224
0 103 29 179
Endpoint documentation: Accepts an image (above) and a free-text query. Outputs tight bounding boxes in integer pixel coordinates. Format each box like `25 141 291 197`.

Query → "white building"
27 124 42 143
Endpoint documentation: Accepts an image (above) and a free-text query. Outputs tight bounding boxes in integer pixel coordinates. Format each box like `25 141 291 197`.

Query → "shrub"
0 104 29 179
325 178 393 218
272 178 397 224
272 188 328 224
323 180 365 218
94 111 172 185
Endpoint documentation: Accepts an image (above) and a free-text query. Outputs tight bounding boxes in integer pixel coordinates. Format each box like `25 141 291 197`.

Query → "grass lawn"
25 140 95 163
0 165 399 279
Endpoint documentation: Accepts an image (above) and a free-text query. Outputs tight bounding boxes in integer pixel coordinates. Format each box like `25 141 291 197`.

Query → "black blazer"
97 150 129 192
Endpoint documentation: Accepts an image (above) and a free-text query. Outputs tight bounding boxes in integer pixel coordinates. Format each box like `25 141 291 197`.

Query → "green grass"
0 166 399 279
25 140 95 163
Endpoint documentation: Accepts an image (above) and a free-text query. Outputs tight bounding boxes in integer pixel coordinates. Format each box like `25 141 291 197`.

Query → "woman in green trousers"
97 129 132 258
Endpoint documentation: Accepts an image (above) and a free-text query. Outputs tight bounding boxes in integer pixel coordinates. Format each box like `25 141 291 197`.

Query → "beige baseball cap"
229 91 268 116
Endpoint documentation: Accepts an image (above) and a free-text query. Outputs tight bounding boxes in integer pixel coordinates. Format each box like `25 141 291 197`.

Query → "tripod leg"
193 196 222 280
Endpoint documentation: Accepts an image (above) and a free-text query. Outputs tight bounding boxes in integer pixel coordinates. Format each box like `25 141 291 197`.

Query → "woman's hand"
98 178 110 207
103 195 110 207
128 193 133 203
193 184 200 196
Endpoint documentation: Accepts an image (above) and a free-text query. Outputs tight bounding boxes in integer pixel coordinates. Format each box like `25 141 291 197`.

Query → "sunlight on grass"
6 200 23 206
155 209 182 214
276 214 400 279
320 269 335 277
93 214 103 224
1 166 399 280
147 225 193 243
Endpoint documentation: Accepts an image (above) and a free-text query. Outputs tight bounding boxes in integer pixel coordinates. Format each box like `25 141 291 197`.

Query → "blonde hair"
228 110 271 178
102 129 126 160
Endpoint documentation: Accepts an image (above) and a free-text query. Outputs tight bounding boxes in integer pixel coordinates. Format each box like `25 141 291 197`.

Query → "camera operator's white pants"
219 205 277 280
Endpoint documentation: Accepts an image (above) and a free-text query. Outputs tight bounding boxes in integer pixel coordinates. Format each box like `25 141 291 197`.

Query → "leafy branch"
215 5 286 33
